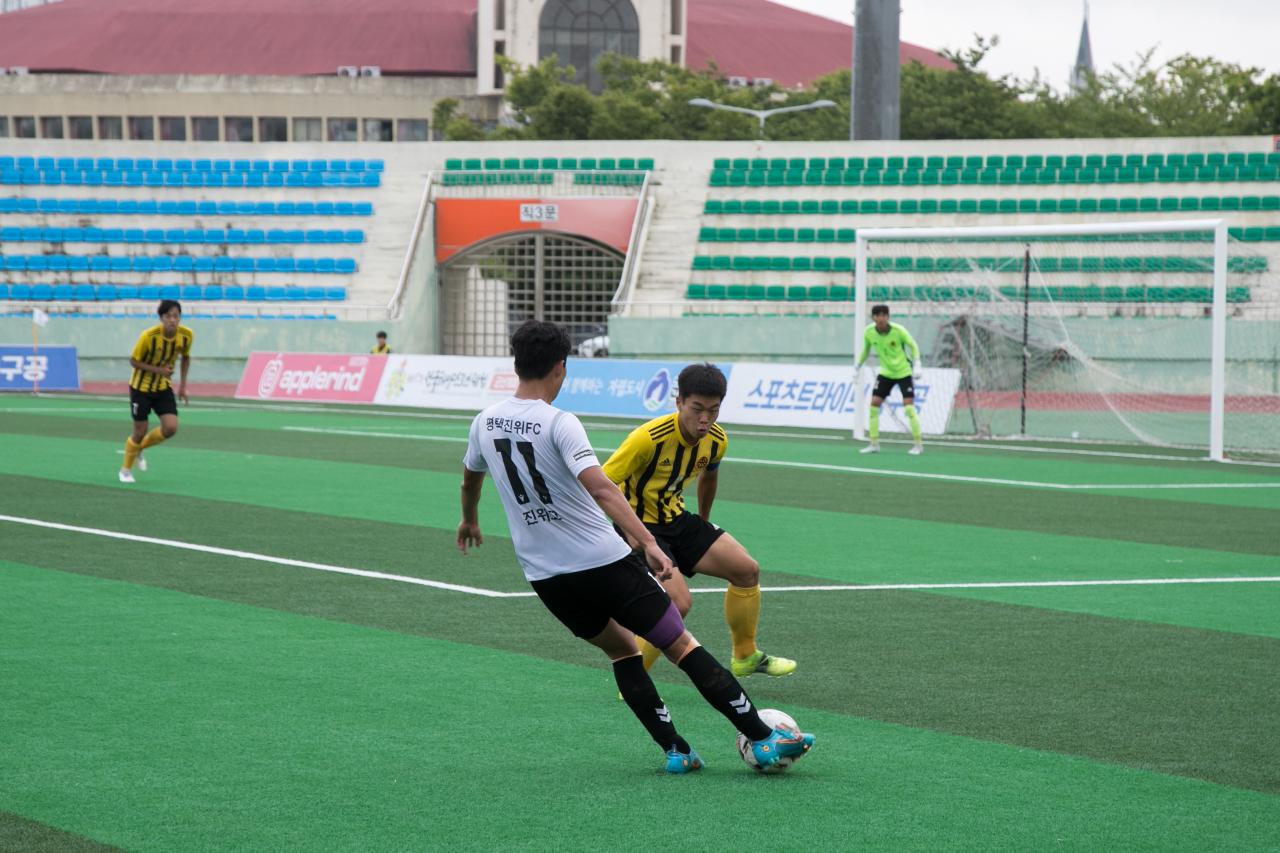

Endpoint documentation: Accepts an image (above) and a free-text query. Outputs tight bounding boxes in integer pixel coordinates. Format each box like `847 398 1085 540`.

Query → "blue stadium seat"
73 284 95 301
68 257 89 272
152 258 173 272
295 259 316 273
335 259 357 274
205 229 225 243
194 258 214 272
326 287 347 300
304 286 327 301
138 285 161 300
180 285 202 301
212 258 234 272
132 258 153 272
314 259 335 273
255 258 277 273
96 284 117 300
354 203 373 216
31 284 53 300
0 283 8 299
265 286 288 301
286 287 307 301
245 286 266 301
173 257 194 272
160 285 180 300
202 285 223 300
223 285 245 300
27 257 48 272
10 284 30 299
233 258 254 273
274 258 296 273
344 230 364 243
294 202 315 215
305 230 325 244
90 257 110 272
53 284 74 300
1 227 20 241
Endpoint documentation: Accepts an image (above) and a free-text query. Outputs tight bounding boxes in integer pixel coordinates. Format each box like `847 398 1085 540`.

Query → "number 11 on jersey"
493 438 553 505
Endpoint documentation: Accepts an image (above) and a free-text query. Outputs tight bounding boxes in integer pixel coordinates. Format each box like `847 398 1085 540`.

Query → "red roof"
687 0 951 87
0 0 478 76
0 0 946 83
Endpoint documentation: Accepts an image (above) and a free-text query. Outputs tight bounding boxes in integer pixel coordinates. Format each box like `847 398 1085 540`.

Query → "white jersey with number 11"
463 396 630 582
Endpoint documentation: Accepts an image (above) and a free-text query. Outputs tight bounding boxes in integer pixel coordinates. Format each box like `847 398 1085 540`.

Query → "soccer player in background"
118 300 193 483
371 331 392 355
602 363 797 680
857 304 924 455
456 321 814 773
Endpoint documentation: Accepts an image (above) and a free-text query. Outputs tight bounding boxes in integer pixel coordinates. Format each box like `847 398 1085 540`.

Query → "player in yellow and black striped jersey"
603 363 797 680
371 330 392 355
118 299 193 483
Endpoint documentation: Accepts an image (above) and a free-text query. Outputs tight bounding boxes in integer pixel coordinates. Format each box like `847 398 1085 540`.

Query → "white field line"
33 393 844 440
282 426 1280 491
4 513 1278 599
0 514 520 598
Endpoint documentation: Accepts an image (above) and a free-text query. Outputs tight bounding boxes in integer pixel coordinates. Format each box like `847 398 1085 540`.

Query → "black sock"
677 645 772 742
613 655 690 753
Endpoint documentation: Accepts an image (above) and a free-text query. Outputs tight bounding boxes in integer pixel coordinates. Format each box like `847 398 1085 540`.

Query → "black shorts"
129 386 178 421
873 374 915 401
647 512 726 578
530 552 675 642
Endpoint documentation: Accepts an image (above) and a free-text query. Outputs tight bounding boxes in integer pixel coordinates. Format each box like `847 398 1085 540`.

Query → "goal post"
850 218 1273 461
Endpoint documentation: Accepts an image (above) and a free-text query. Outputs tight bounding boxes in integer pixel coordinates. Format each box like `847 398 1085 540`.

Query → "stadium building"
0 0 1276 457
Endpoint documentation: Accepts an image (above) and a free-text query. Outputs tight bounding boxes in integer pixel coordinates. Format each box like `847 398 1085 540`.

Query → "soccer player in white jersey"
457 320 815 774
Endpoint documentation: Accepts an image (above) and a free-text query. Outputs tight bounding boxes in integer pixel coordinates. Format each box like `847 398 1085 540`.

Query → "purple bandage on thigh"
642 601 685 650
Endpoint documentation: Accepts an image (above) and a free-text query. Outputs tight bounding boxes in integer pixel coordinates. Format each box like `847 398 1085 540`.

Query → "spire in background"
1069 0 1095 92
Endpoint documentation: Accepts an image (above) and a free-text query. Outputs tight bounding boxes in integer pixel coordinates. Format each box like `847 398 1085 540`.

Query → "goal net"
853 220 1280 461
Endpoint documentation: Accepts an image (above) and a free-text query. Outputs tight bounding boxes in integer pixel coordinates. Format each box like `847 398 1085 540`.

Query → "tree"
472 44 1280 141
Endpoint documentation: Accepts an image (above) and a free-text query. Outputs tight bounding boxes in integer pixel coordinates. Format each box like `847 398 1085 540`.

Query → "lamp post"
687 98 838 138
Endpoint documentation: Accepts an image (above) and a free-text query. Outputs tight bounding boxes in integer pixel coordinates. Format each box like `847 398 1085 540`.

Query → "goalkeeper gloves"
912 363 923 380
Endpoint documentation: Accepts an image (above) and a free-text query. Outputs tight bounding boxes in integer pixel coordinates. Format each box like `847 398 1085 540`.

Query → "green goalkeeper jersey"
859 322 920 379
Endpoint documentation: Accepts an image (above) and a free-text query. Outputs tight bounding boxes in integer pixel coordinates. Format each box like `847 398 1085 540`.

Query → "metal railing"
611 170 654 311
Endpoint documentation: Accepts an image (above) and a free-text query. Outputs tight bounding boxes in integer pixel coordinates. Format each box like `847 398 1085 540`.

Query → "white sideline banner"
373 355 516 410
365 354 961 433
720 362 960 433
857 367 961 435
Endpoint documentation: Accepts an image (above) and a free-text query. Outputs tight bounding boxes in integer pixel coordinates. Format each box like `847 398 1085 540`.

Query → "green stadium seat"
706 284 727 300
808 285 831 300
837 228 857 242
686 284 708 299
830 284 852 300
920 199 939 214
730 256 752 271
900 200 920 214
776 227 796 242
746 284 767 300
812 257 833 272
713 158 731 170
727 284 749 300
880 200 899 214
791 257 812 271
996 199 1017 214
833 257 852 272
692 256 712 270
765 285 787 301
638 158 655 170
786 285 808 301
939 199 958 213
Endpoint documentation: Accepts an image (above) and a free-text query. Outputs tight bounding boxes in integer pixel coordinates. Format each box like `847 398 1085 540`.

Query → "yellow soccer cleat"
731 650 796 678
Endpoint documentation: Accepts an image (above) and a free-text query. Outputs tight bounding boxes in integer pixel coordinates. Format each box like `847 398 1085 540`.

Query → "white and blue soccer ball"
737 707 802 774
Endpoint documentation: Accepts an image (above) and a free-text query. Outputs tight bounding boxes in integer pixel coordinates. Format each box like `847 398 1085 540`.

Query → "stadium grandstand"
0 0 1276 455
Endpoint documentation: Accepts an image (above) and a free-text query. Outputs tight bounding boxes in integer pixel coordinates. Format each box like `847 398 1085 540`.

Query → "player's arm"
177 354 191 403
457 417 488 554
128 357 171 377
696 466 719 523
855 330 872 369
578 466 673 581
457 467 485 554
902 327 923 377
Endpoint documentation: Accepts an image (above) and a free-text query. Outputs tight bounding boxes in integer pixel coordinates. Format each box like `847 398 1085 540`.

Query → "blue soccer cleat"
751 728 815 768
664 747 704 774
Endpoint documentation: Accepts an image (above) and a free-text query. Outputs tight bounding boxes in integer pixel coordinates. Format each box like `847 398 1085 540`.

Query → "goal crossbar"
852 219 1230 460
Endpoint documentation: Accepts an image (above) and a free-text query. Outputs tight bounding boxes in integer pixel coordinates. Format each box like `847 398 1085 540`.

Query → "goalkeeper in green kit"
856 304 924 455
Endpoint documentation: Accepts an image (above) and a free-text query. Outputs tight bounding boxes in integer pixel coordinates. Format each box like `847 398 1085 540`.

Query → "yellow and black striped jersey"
602 412 727 525
371 343 392 355
128 324 193 393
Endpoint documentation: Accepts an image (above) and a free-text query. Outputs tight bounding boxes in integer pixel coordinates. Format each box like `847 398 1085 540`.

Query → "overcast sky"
769 0 1280 90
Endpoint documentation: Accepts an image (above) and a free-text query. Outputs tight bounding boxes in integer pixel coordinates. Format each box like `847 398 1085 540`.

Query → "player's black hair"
510 320 572 380
157 299 182 317
871 304 890 317
677 362 727 401
375 331 388 339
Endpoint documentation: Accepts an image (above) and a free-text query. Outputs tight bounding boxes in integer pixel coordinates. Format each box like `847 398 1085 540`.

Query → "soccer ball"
737 708 802 774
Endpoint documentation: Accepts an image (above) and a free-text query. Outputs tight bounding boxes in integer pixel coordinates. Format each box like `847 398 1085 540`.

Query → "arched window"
538 0 639 94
